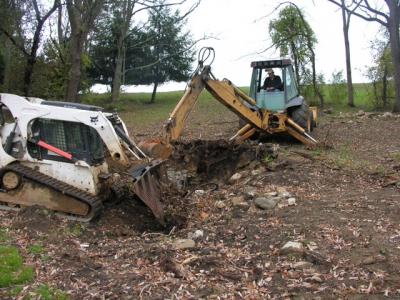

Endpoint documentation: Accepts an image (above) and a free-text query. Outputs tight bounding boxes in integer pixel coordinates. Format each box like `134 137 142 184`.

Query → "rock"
229 172 242 184
243 187 258 197
173 239 195 250
276 187 288 194
383 112 393 118
307 275 323 283
323 108 333 114
280 241 304 255
215 201 226 209
194 189 205 196
231 196 247 206
281 191 291 198
304 250 330 265
251 167 266 176
287 197 296 206
292 261 313 269
266 191 278 197
254 197 279 210
362 254 386 265
356 110 365 117
188 230 204 240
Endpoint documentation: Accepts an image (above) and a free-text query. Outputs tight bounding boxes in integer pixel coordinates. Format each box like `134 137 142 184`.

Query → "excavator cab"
249 59 304 112
248 59 316 131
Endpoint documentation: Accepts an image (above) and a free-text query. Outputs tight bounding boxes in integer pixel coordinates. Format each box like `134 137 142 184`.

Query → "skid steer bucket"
129 160 167 226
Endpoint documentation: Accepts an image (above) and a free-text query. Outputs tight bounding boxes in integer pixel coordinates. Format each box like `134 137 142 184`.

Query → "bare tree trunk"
111 0 136 103
382 66 388 108
2 39 12 92
65 34 84 101
150 80 158 103
310 51 324 108
290 42 300 87
65 0 104 102
341 0 354 107
57 4 63 44
386 0 400 112
111 38 125 103
23 56 35 96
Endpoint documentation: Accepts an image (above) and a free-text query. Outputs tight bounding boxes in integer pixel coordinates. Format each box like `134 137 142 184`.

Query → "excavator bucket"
129 160 167 226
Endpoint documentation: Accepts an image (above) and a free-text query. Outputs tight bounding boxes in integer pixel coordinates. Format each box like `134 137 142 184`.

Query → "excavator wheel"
289 103 314 132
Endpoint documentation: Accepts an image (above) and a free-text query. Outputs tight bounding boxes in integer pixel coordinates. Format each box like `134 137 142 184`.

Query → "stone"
323 108 333 114
362 254 386 265
188 230 204 240
173 239 195 250
231 196 249 208
280 241 304 255
276 187 288 194
287 197 296 206
383 112 393 118
292 261 313 269
254 197 278 210
266 191 278 197
243 187 258 197
307 275 323 283
281 191 291 198
215 201 226 209
229 172 242 184
251 167 266 176
356 110 365 117
194 189 205 196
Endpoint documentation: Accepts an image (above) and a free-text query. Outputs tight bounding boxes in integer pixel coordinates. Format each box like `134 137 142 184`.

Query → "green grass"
32 284 69 300
82 89 231 128
0 245 34 287
28 243 44 255
62 223 85 237
0 228 10 243
306 83 376 113
78 82 392 131
391 151 400 163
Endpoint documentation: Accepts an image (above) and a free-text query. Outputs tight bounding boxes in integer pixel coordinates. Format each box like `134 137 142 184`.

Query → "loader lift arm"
162 51 317 148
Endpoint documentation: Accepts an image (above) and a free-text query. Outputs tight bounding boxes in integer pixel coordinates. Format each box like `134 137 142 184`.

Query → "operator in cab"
263 68 283 91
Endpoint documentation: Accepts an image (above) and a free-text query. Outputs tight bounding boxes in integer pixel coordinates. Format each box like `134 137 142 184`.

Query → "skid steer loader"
0 93 166 224
141 47 318 159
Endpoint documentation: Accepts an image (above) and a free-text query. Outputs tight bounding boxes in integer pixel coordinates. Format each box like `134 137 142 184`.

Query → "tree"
365 29 393 109
133 3 195 103
327 0 400 112
0 0 60 96
327 0 361 107
65 0 104 101
88 24 150 89
269 4 324 107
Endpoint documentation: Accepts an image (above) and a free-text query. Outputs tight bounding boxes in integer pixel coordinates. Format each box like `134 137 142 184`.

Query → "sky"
117 0 383 93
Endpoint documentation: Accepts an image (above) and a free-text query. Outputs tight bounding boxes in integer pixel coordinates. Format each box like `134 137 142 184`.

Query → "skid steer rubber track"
0 163 102 221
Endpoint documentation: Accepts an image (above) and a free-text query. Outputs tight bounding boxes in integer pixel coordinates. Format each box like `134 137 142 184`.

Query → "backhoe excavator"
0 93 166 224
142 47 318 159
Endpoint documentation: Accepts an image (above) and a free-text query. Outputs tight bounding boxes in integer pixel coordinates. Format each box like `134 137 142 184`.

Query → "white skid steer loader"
0 93 166 224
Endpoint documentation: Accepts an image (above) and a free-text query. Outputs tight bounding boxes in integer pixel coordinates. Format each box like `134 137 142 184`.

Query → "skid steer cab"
0 93 166 225
249 59 317 132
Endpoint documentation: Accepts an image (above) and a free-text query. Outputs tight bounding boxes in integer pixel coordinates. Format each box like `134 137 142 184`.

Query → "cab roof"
251 59 292 69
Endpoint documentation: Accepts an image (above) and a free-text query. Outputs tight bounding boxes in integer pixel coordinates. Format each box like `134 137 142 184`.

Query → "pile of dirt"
169 139 276 182
12 205 58 234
